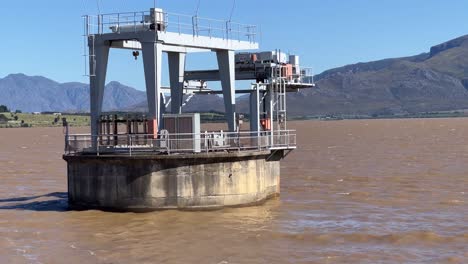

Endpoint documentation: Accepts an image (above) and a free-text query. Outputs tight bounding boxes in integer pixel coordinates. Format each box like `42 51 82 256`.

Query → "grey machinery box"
162 113 201 153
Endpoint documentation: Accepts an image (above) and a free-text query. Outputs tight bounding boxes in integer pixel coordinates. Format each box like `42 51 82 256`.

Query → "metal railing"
266 65 314 85
83 10 257 43
299 67 314 84
65 130 296 156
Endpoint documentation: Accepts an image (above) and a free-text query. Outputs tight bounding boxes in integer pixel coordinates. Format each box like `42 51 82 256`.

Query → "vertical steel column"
89 39 110 149
250 84 260 148
216 50 237 132
113 115 118 146
249 84 260 134
266 86 274 146
106 116 111 145
168 52 186 114
142 41 163 131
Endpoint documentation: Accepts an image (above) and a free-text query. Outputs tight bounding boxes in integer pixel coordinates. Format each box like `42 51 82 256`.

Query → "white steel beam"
100 31 258 51
111 40 209 53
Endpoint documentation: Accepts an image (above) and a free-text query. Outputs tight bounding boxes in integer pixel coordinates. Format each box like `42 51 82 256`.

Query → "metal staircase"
83 16 96 77
270 65 287 132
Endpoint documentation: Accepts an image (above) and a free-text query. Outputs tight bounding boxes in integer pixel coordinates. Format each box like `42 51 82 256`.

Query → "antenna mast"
96 0 101 14
195 0 201 16
229 0 236 21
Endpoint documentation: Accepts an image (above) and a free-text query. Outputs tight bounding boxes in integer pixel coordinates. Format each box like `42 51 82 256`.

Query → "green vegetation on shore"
0 111 226 128
0 105 9 112
289 111 468 121
0 112 90 128
2 110 468 129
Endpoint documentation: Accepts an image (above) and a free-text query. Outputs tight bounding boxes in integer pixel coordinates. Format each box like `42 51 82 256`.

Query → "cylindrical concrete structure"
63 150 283 211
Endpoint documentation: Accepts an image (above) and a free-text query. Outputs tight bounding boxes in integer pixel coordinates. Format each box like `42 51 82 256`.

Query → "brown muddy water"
0 119 467 264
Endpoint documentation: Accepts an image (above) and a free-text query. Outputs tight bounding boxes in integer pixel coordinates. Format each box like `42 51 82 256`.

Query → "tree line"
0 105 9 112
0 105 22 113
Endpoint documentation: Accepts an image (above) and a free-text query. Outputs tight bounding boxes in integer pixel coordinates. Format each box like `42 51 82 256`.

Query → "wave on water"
275 230 468 245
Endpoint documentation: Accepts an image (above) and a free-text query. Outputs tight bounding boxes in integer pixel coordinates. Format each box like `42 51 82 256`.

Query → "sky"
0 0 467 90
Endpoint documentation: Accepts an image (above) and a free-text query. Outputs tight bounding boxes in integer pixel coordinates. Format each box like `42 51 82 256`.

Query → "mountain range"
0 75 146 113
288 34 468 117
2 34 468 117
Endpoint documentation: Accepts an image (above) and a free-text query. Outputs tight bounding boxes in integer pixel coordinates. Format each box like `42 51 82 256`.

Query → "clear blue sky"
0 0 466 90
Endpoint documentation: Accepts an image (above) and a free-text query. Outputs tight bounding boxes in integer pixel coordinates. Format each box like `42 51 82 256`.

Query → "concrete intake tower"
63 8 314 210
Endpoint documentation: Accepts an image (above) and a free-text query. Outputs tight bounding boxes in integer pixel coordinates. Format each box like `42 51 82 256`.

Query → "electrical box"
144 8 166 31
162 113 201 153
289 55 299 66
282 64 294 79
235 53 252 64
258 51 287 64
235 53 259 64
146 8 165 23
147 119 158 139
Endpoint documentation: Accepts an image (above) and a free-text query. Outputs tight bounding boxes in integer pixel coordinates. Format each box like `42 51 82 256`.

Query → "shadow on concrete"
0 192 70 212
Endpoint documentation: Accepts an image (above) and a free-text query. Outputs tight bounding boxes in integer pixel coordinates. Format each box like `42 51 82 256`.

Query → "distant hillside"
288 35 468 117
2 35 468 117
125 93 226 113
0 74 146 113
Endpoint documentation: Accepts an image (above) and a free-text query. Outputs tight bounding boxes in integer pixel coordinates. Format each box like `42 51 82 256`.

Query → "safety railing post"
203 131 208 153
96 135 100 156
117 13 120 33
226 21 230 40
167 138 171 155
84 16 88 36
65 130 295 156
209 21 212 38
100 15 104 34
192 16 196 36
164 12 168 33
64 134 68 153
257 134 260 150
178 15 181 34
129 136 132 156
97 15 100 35
75 135 79 154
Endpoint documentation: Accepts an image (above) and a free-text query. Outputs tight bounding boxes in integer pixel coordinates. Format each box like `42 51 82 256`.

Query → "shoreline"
2 114 468 129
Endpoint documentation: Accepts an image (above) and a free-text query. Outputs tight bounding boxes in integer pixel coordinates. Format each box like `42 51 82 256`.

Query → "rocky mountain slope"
288 35 468 117
0 74 146 113
2 35 468 117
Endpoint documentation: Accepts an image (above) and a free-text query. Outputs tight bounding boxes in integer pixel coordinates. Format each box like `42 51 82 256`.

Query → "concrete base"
63 150 284 211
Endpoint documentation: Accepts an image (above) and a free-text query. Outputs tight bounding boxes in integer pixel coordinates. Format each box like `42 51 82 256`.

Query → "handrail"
299 67 314 84
83 10 258 43
65 130 296 155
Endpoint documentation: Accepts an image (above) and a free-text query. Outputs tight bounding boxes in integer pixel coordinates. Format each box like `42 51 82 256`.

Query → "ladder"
264 64 288 147
271 65 287 131
83 16 96 77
